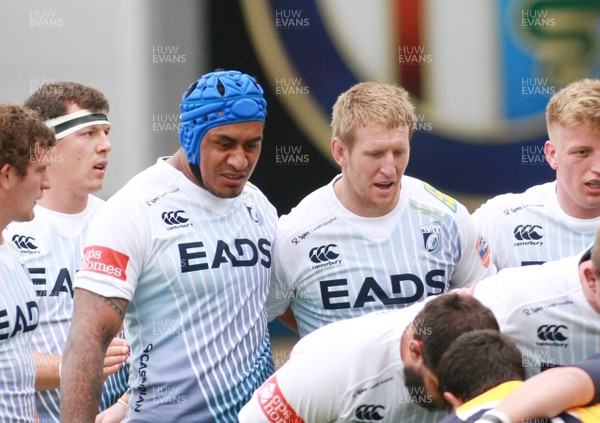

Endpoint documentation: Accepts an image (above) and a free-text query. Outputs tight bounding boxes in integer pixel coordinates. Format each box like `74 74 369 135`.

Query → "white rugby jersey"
0 242 38 422
472 251 600 378
472 181 600 269
268 174 495 337
239 306 449 423
74 158 277 422
4 197 128 421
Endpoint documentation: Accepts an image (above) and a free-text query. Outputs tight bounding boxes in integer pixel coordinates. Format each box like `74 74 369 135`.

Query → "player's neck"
37 188 89 214
556 189 600 219
333 176 399 217
167 149 204 188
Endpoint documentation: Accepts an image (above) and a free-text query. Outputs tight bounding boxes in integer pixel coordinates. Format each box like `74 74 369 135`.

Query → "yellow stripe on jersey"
567 403 600 422
423 182 458 213
455 381 523 417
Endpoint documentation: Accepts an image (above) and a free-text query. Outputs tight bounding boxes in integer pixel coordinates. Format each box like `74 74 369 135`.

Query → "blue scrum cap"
178 70 267 165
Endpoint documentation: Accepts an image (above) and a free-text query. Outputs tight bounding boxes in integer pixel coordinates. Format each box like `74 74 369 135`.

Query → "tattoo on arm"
100 295 128 320
60 289 129 421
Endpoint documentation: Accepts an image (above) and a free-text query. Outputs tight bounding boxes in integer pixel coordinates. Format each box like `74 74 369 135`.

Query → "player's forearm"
60 336 106 421
60 288 128 421
492 367 594 419
33 351 62 391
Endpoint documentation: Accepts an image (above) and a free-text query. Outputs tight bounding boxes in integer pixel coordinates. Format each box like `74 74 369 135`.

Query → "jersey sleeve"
239 337 342 422
74 196 148 301
471 198 493 244
266 220 294 321
238 374 306 423
466 269 523 332
449 203 497 288
572 354 600 404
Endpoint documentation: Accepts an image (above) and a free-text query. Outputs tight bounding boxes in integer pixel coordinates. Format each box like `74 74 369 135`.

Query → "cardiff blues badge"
245 202 263 225
421 223 442 257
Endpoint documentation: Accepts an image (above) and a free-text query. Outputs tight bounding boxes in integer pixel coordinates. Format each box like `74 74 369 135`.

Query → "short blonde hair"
331 81 416 147
546 78 600 136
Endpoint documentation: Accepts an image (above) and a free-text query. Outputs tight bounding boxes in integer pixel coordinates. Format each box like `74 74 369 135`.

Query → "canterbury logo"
309 244 339 263
355 404 385 421
161 210 189 225
513 224 543 241
537 324 568 342
11 235 38 250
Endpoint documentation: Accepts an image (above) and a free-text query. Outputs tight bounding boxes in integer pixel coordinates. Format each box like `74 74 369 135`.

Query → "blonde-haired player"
473 78 600 270
268 81 495 338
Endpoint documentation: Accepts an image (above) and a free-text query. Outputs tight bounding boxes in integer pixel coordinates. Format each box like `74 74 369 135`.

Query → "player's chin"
214 185 245 199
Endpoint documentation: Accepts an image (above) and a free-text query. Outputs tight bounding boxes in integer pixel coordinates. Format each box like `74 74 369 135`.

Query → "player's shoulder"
402 175 467 216
4 204 52 239
294 309 411 356
473 181 555 216
476 254 580 299
104 159 184 208
276 178 339 237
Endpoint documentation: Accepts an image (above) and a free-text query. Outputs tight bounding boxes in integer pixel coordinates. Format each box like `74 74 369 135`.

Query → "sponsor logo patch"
257 375 304 423
476 234 491 268
81 245 129 281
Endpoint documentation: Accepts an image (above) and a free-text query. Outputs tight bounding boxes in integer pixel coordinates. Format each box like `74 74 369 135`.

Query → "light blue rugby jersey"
472 181 600 269
474 251 600 379
4 198 129 421
75 158 277 422
268 175 494 337
0 242 38 423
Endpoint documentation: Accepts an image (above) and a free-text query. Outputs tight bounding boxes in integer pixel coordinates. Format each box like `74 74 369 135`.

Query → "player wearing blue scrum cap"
61 70 277 422
179 70 267 166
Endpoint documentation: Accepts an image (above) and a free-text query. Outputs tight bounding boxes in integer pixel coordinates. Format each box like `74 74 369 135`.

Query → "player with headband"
4 82 129 422
60 70 277 422
45 109 111 140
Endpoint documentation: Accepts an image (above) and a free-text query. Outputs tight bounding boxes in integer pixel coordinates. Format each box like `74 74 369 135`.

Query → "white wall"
0 0 206 198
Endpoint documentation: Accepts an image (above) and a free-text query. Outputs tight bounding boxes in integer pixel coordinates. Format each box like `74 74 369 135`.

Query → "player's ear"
442 391 463 411
582 263 599 293
0 163 13 189
407 339 423 363
331 137 346 167
544 140 558 169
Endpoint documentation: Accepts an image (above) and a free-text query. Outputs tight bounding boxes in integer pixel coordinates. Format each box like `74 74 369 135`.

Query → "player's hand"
95 401 127 423
103 337 129 381
450 285 476 297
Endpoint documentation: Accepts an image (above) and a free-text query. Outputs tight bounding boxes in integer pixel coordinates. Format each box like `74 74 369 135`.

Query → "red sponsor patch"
257 375 304 423
476 234 491 268
81 245 129 281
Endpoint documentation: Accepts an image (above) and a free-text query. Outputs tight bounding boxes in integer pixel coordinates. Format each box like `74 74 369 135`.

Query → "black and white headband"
44 109 110 140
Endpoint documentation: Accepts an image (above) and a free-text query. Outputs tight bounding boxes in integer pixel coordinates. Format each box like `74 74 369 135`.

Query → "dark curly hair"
0 104 56 177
